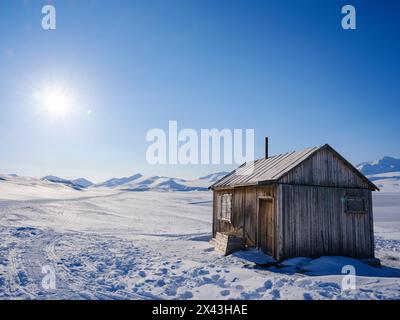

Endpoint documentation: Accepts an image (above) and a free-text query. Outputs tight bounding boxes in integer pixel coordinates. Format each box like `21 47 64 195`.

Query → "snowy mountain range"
357 156 400 175
95 171 229 192
2 156 400 192
42 176 94 190
356 156 400 192
37 171 230 192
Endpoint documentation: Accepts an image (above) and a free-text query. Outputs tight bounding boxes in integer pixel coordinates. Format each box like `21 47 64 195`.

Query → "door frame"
257 196 275 257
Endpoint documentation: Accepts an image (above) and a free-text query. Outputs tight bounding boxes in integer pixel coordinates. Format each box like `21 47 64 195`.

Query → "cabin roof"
210 144 379 191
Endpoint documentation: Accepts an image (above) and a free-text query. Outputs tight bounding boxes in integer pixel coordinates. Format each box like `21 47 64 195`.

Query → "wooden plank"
279 147 373 189
278 184 374 260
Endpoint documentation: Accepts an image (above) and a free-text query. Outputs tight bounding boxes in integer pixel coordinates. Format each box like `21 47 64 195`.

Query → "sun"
35 86 73 118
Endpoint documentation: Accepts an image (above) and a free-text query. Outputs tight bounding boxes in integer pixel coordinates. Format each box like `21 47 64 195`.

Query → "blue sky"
0 0 399 182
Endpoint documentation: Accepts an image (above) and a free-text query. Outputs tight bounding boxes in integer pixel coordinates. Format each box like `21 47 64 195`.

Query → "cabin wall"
278 184 375 260
212 185 277 249
279 147 372 189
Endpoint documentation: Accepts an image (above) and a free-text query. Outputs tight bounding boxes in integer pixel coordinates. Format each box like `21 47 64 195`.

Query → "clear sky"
0 0 399 182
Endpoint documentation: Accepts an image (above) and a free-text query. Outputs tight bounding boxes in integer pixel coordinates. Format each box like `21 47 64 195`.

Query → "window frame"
344 196 367 214
218 193 232 222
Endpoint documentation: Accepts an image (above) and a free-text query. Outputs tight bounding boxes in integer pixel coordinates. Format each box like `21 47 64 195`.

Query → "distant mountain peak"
42 175 69 183
357 156 400 175
42 175 84 190
198 171 229 182
95 173 143 188
72 178 94 188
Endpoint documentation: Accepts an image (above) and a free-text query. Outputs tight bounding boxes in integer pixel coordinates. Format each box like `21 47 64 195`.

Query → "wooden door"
258 198 275 256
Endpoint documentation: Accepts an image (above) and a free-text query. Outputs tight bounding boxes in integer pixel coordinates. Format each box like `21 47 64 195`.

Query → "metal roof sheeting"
210 144 379 190
211 145 322 189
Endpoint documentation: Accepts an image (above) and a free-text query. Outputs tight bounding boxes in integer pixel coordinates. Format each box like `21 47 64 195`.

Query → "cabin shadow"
232 249 400 278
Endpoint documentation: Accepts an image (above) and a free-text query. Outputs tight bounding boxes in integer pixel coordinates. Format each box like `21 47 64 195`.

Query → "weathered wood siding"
212 146 376 260
255 186 276 255
279 147 372 189
278 184 374 259
213 186 277 250
258 198 275 256
243 187 257 246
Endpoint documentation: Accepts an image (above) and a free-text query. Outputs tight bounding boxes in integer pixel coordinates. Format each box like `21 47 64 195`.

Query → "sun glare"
35 86 74 118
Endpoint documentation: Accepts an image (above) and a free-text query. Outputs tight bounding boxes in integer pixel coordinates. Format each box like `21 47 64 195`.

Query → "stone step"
212 232 244 256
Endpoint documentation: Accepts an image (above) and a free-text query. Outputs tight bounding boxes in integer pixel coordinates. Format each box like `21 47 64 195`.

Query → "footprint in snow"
165 286 177 296
17 271 29 286
211 274 220 281
11 227 40 238
171 275 185 286
274 279 289 288
241 291 263 299
271 289 281 300
264 280 273 289
157 268 168 275
201 277 214 285
155 279 166 287
256 286 267 293
220 290 230 297
318 282 341 290
180 291 193 299
0 258 8 266
296 279 313 287
195 268 209 276
303 293 313 300
138 271 146 278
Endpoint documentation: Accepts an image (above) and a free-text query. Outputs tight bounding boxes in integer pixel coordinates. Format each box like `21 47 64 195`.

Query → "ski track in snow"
0 182 399 300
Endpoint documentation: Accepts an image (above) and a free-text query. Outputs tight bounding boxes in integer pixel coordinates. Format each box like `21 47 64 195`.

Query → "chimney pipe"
265 137 269 159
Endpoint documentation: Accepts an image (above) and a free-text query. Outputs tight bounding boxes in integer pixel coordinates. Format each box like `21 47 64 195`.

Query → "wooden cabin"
210 142 379 260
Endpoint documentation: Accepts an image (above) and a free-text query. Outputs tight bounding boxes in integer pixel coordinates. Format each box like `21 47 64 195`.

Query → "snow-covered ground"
368 172 400 192
0 175 399 300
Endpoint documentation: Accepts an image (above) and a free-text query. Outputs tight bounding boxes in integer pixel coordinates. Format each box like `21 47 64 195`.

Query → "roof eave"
210 180 277 190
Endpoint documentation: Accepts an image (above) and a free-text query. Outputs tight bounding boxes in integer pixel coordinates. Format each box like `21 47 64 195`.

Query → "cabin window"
345 197 366 213
219 194 232 222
